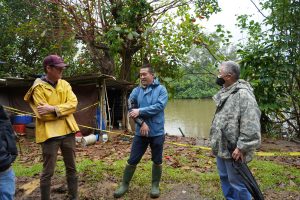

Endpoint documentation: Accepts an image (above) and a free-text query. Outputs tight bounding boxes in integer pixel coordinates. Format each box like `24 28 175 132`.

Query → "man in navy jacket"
0 104 18 200
114 64 168 199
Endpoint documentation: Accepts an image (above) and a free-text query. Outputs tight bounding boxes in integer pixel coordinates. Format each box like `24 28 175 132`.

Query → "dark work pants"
40 133 77 190
128 135 165 165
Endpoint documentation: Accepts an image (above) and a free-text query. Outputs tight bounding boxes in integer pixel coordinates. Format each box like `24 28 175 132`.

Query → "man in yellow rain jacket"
24 55 79 200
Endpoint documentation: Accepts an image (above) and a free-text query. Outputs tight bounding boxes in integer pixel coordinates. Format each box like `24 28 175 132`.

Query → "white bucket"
81 134 98 147
75 136 83 143
102 133 108 143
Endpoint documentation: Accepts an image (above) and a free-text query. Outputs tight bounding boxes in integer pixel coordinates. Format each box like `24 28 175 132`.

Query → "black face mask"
216 77 225 86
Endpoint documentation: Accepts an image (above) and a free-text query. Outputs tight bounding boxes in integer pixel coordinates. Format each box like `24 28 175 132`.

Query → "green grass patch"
106 159 128 178
13 161 42 177
77 159 107 182
249 159 300 192
13 154 300 199
199 172 223 199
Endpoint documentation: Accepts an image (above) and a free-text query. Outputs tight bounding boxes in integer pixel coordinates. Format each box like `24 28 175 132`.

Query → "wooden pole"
178 127 185 137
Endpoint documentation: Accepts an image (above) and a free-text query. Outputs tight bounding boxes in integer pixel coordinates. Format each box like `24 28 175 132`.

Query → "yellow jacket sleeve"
31 86 59 121
54 83 78 117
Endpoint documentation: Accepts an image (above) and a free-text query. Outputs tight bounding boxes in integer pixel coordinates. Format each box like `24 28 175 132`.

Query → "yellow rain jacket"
24 78 79 143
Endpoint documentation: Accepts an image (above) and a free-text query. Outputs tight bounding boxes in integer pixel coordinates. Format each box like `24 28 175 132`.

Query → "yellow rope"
78 124 133 137
255 151 300 156
3 106 34 116
165 141 212 151
3 101 99 116
3 106 300 157
78 124 300 157
75 102 98 113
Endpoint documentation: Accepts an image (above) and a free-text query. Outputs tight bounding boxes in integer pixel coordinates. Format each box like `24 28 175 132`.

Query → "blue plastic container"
13 115 33 125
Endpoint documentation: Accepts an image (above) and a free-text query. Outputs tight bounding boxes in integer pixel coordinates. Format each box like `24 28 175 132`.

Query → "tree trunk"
86 42 115 75
120 51 133 81
101 50 115 75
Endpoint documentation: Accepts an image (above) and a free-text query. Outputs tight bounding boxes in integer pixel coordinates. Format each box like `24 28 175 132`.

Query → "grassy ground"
13 136 300 200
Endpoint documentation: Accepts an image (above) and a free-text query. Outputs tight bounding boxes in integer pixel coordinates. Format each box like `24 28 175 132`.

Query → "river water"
164 99 216 138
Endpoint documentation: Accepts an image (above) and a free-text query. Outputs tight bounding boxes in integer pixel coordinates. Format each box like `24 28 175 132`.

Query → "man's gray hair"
221 61 240 80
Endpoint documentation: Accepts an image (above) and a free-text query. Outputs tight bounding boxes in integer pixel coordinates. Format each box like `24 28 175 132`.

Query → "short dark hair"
141 63 154 74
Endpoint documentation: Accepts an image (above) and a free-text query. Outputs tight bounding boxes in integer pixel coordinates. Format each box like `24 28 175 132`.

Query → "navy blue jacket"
0 105 18 172
129 78 168 137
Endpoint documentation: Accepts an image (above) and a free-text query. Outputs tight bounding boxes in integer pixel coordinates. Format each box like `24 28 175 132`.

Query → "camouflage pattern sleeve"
236 89 261 153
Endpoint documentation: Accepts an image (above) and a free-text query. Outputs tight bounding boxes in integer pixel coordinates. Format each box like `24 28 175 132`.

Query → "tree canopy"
0 0 78 77
237 0 300 137
0 0 220 81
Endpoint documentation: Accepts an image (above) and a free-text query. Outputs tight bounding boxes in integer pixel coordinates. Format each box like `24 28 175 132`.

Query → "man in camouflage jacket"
210 61 261 200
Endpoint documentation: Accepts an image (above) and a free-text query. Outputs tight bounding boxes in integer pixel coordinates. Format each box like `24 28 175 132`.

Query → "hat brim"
54 63 68 68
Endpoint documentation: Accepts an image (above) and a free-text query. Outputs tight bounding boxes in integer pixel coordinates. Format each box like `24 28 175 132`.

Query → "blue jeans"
216 157 251 200
128 135 165 165
0 167 15 200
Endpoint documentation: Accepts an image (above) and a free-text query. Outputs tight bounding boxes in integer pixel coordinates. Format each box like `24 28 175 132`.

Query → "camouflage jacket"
210 80 261 162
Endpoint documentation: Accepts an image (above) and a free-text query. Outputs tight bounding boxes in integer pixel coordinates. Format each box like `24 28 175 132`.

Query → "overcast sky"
200 0 265 43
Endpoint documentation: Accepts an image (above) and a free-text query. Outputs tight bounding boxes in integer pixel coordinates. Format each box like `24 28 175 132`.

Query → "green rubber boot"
114 164 136 198
150 163 162 198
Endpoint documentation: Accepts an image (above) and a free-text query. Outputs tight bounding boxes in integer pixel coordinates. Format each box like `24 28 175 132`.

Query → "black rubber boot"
150 163 162 198
114 164 136 198
67 176 78 200
40 184 51 200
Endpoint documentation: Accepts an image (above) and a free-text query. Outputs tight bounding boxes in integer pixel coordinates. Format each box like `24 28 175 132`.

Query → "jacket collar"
140 78 160 94
213 79 255 106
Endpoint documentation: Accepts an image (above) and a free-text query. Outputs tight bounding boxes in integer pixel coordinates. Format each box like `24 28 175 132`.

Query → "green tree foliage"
44 0 220 81
171 44 238 99
0 0 222 83
237 0 300 137
0 0 77 77
130 4 235 98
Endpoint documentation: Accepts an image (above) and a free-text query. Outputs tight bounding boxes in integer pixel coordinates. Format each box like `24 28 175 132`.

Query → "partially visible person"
0 104 18 200
210 61 261 200
24 55 79 200
114 64 168 199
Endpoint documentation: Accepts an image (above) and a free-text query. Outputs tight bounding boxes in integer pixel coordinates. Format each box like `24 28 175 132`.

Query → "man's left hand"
129 109 140 118
37 103 55 115
232 148 244 162
140 122 149 137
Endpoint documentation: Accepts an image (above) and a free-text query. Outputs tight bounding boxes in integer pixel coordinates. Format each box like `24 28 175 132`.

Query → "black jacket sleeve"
128 98 144 126
0 105 18 171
